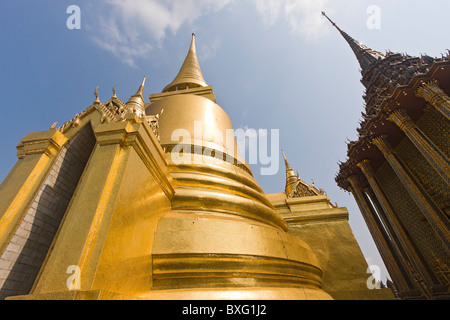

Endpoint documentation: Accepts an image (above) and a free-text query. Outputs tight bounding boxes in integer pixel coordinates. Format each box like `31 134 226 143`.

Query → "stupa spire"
162 33 208 92
112 85 117 99
126 76 146 116
282 150 300 197
322 12 385 71
136 75 146 97
94 86 101 104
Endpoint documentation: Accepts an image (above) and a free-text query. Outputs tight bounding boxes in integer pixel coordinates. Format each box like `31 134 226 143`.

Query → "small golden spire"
282 150 292 170
282 150 300 197
136 76 146 96
94 86 101 104
126 76 147 115
112 85 117 98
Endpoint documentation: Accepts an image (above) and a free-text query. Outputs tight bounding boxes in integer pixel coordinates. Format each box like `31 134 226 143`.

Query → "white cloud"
90 0 332 66
198 37 222 61
252 0 283 26
252 0 330 40
91 18 153 67
284 0 330 40
91 0 232 66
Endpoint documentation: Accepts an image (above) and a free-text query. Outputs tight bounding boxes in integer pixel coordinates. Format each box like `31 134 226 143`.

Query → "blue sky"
1 0 449 284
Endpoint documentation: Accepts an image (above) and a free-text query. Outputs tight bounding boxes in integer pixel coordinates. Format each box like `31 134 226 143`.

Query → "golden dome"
146 94 244 163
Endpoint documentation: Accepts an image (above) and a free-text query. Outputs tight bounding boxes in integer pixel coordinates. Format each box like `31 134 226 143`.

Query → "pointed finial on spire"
282 150 300 197
189 33 197 54
281 149 292 170
322 11 337 28
136 75 146 96
112 85 117 98
322 12 385 71
94 86 101 104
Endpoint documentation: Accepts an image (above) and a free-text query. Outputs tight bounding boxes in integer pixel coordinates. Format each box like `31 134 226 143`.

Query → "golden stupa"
0 34 393 300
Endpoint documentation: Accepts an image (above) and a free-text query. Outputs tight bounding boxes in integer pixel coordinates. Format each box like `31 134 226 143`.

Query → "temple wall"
417 106 450 158
0 125 96 299
267 192 394 300
15 119 174 299
90 150 172 296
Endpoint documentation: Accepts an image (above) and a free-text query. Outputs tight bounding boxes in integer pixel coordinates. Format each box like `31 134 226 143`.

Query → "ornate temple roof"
162 33 208 93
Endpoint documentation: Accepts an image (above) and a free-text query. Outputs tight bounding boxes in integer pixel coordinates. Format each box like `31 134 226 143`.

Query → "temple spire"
136 75 146 97
94 86 101 104
126 76 146 116
282 150 300 197
112 85 117 99
322 12 385 71
162 33 208 92
282 150 327 198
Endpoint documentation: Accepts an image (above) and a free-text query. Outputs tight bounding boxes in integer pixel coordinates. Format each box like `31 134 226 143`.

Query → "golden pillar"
347 175 412 294
416 80 450 121
356 159 434 298
387 108 450 186
371 135 450 250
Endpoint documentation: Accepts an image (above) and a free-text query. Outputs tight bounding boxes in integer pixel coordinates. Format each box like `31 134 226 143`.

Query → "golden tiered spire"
126 76 146 113
94 86 101 104
162 33 208 92
112 85 117 99
282 150 326 198
282 150 300 197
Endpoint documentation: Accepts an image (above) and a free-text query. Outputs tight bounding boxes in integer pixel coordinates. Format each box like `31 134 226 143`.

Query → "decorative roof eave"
335 160 359 191
350 59 450 151
105 96 126 109
361 52 405 83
